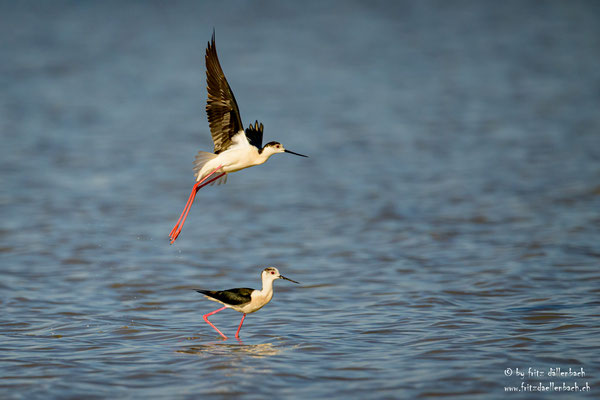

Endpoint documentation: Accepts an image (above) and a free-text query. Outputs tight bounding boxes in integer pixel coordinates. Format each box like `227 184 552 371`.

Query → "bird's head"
262 267 299 284
261 141 308 158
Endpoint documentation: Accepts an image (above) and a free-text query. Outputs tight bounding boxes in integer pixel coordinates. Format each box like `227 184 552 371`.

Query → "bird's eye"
271 271 275 275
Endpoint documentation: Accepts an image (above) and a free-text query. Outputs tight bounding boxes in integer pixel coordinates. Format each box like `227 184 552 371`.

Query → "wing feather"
245 121 264 150
205 31 244 153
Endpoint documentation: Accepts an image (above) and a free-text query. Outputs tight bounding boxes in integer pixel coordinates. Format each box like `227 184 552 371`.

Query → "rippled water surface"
2 1 600 399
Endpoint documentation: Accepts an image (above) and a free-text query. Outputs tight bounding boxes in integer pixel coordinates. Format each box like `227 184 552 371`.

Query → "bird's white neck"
257 277 276 298
253 150 275 166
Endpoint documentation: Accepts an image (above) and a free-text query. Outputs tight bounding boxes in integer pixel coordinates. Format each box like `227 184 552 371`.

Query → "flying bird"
169 32 307 243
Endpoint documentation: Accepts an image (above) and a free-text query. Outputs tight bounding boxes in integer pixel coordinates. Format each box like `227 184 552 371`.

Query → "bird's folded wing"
197 288 253 305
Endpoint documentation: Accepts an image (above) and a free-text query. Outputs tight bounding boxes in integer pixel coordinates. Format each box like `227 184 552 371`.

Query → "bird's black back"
197 288 253 305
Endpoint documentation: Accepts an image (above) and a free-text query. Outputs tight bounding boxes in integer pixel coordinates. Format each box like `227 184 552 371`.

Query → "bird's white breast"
199 131 265 177
219 146 262 173
236 289 273 314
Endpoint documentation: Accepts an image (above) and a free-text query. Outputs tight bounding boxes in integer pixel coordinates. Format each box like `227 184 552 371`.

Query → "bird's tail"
196 290 223 304
193 151 227 185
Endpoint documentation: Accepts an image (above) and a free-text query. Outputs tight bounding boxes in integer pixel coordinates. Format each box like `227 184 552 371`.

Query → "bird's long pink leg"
169 176 219 242
169 166 226 243
203 306 228 339
169 166 223 239
235 314 246 339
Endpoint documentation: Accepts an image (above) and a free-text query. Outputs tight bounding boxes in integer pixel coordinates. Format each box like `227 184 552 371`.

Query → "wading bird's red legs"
203 306 228 339
169 166 226 243
235 314 246 339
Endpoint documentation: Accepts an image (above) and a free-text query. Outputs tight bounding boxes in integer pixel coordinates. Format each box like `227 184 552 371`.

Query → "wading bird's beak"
280 275 300 284
284 149 308 158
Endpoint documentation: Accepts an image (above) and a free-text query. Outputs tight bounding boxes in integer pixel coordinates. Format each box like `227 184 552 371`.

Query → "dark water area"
1 1 599 398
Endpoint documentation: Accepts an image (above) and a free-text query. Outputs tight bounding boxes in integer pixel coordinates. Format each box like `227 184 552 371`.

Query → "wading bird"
197 267 299 339
169 32 307 243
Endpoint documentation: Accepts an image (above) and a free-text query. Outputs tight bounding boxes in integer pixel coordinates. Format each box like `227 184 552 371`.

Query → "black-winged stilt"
169 32 308 243
197 267 299 339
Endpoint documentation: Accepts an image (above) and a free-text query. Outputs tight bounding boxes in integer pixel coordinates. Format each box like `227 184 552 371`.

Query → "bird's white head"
261 141 308 159
261 267 300 284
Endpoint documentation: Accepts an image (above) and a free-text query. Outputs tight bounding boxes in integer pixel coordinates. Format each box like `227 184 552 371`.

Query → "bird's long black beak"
284 149 308 158
280 275 300 284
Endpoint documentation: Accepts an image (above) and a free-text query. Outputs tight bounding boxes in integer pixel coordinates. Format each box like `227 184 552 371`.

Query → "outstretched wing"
205 31 244 154
197 288 253 306
245 121 264 150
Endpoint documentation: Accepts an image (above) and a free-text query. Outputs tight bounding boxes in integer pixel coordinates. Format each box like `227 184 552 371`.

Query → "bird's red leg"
169 166 226 243
169 165 223 238
203 306 228 339
235 314 246 339
174 171 225 238
169 188 198 239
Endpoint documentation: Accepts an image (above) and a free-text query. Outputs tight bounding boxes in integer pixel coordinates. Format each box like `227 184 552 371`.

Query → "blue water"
1 1 599 398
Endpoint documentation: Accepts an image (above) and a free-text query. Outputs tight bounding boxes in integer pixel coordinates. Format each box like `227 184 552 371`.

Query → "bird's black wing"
197 288 253 305
205 31 244 154
245 121 264 150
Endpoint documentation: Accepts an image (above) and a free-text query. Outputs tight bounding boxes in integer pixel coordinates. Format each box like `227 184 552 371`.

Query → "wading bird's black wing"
197 288 253 305
245 121 264 150
205 31 244 154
